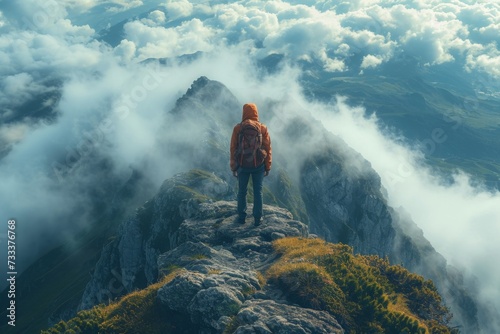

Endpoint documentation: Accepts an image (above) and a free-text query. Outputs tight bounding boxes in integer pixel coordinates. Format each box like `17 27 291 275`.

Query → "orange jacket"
230 103 272 171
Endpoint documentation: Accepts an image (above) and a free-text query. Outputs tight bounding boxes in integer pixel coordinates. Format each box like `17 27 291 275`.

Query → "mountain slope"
43 172 455 333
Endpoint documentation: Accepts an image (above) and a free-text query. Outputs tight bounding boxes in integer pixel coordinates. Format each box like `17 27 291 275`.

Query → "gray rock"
157 271 206 312
233 300 344 334
157 241 237 276
300 149 395 258
117 216 144 291
174 201 307 252
78 240 124 311
188 286 243 328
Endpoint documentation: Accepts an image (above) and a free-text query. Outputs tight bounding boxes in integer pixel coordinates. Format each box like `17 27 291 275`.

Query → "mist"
0 44 299 275
1 0 499 331
310 97 500 325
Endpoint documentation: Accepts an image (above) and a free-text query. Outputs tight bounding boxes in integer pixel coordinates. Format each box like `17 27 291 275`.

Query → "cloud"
65 0 499 78
360 54 383 69
113 38 137 62
320 49 347 72
1 73 38 107
163 0 194 21
0 123 31 152
123 18 215 60
140 9 166 26
467 50 500 77
0 11 6 29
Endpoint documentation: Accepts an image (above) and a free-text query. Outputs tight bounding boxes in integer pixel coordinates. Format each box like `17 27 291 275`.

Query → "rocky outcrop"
233 300 343 334
78 170 234 311
154 199 343 333
76 165 344 333
300 147 395 257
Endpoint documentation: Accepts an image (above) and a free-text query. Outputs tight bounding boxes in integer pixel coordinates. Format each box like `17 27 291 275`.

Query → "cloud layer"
107 0 500 76
0 0 499 330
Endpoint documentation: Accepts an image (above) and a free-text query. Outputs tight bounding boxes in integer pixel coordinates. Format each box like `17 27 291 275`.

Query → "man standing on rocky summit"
230 103 272 226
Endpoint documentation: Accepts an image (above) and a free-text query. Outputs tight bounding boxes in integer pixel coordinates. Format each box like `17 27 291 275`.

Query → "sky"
0 0 499 330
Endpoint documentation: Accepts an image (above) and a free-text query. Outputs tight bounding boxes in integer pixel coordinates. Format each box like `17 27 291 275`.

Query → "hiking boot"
236 216 246 224
254 218 261 226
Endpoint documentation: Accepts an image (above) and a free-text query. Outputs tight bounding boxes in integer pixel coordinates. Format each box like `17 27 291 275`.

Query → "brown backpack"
235 121 266 168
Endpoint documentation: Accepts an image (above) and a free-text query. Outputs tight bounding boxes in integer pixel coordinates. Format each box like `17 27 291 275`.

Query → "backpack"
236 121 266 168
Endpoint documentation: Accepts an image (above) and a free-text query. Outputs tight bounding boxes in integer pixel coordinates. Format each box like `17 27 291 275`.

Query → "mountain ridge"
42 171 455 333
1 75 487 333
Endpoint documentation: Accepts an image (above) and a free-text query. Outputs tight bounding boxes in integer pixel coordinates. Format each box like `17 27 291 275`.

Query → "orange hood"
242 103 259 121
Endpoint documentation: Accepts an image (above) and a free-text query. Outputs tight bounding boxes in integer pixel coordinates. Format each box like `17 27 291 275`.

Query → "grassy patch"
267 237 457 334
42 270 196 334
256 271 267 287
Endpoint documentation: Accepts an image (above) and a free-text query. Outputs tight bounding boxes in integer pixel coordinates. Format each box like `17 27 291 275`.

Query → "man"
230 103 272 226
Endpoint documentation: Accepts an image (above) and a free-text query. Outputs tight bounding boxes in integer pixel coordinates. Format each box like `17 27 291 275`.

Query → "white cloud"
104 0 144 13
2 0 499 77
360 54 383 69
263 17 339 60
140 10 167 27
212 3 280 44
467 51 500 77
265 1 317 20
324 57 347 72
43 18 95 43
0 31 102 75
114 38 137 62
123 18 215 60
478 23 500 44
2 73 35 100
0 11 6 29
164 0 194 21
149 10 166 25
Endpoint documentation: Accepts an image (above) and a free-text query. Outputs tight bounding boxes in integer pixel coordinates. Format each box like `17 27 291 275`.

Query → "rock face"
77 76 480 332
300 147 395 257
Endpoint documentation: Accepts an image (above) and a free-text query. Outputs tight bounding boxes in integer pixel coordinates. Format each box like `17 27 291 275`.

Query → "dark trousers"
237 164 265 222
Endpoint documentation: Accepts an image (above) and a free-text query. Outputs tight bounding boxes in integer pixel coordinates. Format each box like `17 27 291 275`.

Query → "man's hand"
233 170 238 177
264 170 269 177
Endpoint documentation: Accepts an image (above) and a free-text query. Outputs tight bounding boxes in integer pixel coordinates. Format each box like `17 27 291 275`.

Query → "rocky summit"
74 169 344 333
155 200 343 334
44 170 456 334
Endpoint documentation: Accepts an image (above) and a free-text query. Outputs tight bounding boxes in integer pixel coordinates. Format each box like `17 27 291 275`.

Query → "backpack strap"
238 122 243 166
